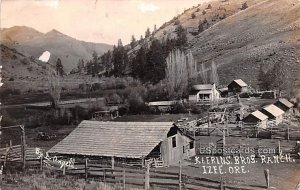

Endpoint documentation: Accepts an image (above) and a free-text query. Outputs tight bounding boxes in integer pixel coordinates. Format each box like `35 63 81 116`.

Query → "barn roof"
192 84 214 90
250 110 268 121
262 104 285 117
48 120 175 158
277 98 294 108
232 79 248 87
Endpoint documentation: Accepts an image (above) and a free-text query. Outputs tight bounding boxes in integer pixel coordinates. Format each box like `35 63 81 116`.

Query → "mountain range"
0 26 113 73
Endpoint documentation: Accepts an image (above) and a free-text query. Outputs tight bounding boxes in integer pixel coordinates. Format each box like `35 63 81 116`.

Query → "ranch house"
49 120 195 167
189 84 220 103
228 79 248 96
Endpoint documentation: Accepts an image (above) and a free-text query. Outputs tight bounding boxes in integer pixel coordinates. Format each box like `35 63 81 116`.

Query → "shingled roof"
49 120 174 158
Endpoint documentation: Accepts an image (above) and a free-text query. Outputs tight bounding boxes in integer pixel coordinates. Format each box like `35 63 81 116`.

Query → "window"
172 137 176 148
189 141 194 149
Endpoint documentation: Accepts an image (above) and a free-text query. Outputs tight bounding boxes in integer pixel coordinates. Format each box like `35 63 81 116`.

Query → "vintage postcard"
0 0 300 189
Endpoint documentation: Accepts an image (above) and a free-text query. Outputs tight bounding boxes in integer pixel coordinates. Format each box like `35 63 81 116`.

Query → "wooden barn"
228 79 248 95
188 84 220 103
261 104 285 125
49 121 195 166
242 110 269 128
274 98 294 113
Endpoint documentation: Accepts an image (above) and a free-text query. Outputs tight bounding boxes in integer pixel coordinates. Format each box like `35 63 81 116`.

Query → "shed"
189 84 220 103
49 120 195 166
274 98 294 113
147 101 179 112
228 79 248 95
261 105 285 125
243 110 268 128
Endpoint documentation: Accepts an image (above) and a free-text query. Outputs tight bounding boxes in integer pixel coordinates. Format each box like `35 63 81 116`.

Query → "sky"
1 0 205 45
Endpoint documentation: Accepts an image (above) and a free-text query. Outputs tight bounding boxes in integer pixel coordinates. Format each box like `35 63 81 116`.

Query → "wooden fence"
24 158 268 190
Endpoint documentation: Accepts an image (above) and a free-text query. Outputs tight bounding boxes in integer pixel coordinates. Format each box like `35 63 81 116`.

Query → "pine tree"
153 24 157 32
130 35 136 49
56 58 65 76
145 27 151 38
112 39 128 77
175 24 187 48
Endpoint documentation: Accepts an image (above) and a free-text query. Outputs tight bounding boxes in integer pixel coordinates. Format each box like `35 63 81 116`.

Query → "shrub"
191 13 196 19
170 103 188 114
241 2 248 10
207 4 212 9
202 10 206 15
127 91 149 114
0 88 21 99
174 19 180 25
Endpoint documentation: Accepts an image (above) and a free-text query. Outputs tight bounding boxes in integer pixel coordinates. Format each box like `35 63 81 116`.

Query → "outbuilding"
49 120 195 166
228 79 248 96
242 110 269 128
274 98 294 113
261 104 285 125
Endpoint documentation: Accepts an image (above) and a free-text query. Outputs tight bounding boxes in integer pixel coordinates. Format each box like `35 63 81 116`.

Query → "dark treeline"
81 24 188 84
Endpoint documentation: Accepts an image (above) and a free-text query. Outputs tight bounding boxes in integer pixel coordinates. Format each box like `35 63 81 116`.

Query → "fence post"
85 158 88 181
220 179 224 190
179 161 182 190
63 164 66 176
40 156 43 171
144 162 150 190
123 169 126 190
21 125 26 171
0 165 3 189
278 141 281 155
264 169 270 188
103 169 106 182
287 125 290 140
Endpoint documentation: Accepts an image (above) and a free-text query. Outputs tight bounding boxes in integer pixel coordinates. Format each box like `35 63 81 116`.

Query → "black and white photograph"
0 0 300 189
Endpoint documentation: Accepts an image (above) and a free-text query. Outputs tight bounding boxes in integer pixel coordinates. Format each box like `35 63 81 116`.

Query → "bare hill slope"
189 0 300 89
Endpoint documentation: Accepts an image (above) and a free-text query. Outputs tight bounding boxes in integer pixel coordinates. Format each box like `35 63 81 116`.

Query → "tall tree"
145 39 165 83
77 59 85 74
145 27 151 38
112 39 128 77
200 63 208 83
130 35 136 49
175 24 187 48
47 68 61 108
210 61 219 86
165 49 196 99
131 46 147 80
56 58 65 76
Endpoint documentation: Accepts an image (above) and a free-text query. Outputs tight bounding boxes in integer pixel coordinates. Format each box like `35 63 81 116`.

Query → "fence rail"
21 158 269 190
